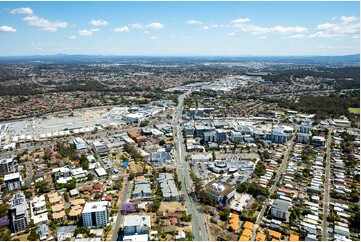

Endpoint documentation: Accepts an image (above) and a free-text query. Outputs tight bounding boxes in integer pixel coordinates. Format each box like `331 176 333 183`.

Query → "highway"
111 178 130 241
172 89 209 241
251 136 295 241
322 128 333 241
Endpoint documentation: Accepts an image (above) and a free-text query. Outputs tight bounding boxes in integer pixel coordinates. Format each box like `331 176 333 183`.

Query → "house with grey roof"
132 179 152 200
157 173 180 201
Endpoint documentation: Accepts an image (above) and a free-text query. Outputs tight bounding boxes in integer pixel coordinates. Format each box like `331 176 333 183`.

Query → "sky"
0 1 360 56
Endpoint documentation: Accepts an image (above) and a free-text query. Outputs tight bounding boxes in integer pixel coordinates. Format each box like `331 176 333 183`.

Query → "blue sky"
0 1 359 56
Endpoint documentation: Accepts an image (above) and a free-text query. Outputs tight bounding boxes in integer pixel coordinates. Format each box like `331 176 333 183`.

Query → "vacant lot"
159 202 186 212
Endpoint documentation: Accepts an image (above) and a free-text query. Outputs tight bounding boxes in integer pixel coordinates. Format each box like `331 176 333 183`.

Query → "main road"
172 89 209 241
322 127 333 241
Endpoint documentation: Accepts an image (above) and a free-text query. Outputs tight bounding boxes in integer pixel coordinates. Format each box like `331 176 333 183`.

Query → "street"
251 137 295 241
322 128 333 240
111 178 130 241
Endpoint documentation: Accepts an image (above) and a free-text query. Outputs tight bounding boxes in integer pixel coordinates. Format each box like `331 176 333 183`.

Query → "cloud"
90 28 100 32
79 29 92 36
257 36 267 39
230 18 251 24
231 18 308 35
286 34 306 39
339 16 358 23
143 31 150 34
147 22 164 30
150 36 158 40
0 25 17 32
182 36 189 39
310 21 360 38
352 35 359 39
186 20 203 25
10 7 33 15
90 20 108 26
23 15 67 32
202 26 209 30
69 35 76 40
227 32 235 36
113 26 129 33
131 22 164 30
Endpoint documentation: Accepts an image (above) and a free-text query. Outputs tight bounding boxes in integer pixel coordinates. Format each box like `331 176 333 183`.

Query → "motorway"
251 136 295 241
322 128 333 241
111 178 130 241
172 89 209 241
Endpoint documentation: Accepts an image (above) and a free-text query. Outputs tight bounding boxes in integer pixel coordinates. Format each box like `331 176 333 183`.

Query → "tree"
0 203 9 217
159 140 166 146
128 172 135 181
139 120 149 127
27 229 40 241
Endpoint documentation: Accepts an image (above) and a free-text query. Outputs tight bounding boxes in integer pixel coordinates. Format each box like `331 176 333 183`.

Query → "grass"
348 107 360 114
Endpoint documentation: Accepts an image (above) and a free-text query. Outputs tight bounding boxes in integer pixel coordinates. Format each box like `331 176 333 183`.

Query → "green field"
348 107 360 114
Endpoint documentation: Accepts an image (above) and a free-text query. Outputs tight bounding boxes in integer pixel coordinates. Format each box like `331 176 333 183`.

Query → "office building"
82 201 109 227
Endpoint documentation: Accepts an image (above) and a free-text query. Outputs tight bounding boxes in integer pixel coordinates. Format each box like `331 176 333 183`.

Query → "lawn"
348 107 360 114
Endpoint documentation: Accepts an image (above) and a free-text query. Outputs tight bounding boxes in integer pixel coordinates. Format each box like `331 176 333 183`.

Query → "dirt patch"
159 202 186 212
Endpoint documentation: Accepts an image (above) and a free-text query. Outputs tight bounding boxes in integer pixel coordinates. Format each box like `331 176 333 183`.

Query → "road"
172 89 209 241
251 136 295 241
322 128 333 241
111 178 130 241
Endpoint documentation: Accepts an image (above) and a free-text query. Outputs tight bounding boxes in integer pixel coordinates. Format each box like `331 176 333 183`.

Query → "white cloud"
143 31 150 34
231 18 308 35
150 36 158 40
147 22 164 30
10 7 33 15
113 26 129 33
182 36 189 39
311 21 360 38
186 20 203 25
352 35 359 39
131 22 164 30
227 32 235 36
202 26 209 30
286 34 306 39
257 36 267 39
90 20 108 26
23 15 67 32
91 28 100 32
339 16 358 23
69 35 76 40
41 27 58 32
79 29 92 36
230 18 250 24
0 25 17 32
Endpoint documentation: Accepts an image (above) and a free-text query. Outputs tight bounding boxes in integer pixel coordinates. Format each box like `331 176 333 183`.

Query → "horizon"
0 1 360 56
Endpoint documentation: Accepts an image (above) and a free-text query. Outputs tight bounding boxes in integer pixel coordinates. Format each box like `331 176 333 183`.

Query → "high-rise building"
82 201 109 227
4 172 22 191
0 157 15 175
9 192 29 232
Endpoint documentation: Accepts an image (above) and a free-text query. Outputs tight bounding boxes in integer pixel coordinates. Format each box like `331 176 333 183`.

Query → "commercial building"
74 138 87 150
9 192 29 232
82 201 109 227
204 181 236 203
